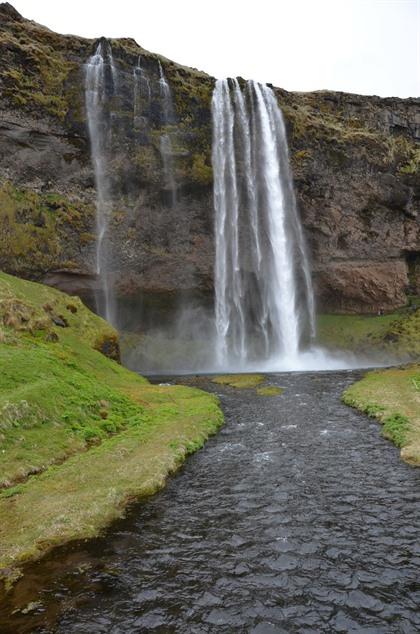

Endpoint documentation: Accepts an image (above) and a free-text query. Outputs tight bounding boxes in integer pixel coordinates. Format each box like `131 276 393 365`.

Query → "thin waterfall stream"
133 56 151 121
158 61 177 206
85 40 117 325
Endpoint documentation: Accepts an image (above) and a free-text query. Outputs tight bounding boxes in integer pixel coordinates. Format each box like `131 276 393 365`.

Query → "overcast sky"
11 0 420 98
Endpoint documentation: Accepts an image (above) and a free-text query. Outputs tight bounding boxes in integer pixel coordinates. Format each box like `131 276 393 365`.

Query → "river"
1 370 420 633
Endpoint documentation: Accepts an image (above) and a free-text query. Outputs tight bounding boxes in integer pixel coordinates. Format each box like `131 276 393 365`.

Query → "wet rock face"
0 3 419 315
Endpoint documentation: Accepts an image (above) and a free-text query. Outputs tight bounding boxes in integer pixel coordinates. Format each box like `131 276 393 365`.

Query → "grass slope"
343 365 420 466
317 305 420 359
0 272 223 582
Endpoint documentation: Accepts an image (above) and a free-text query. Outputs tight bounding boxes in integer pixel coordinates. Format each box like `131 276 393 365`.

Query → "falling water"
158 60 175 123
212 78 315 368
133 56 151 120
85 40 116 324
158 61 177 206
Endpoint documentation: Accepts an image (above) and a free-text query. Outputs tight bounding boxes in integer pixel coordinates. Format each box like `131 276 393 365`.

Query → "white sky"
10 0 420 97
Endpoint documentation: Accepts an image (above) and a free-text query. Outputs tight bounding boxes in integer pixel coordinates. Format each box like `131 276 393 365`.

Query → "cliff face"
279 88 420 312
0 2 419 316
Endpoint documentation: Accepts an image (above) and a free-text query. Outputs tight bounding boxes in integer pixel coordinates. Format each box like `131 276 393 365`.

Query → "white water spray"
212 79 315 369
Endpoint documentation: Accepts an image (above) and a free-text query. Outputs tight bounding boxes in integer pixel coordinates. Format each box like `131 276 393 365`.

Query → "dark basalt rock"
0 2 22 20
0 2 419 315
50 314 68 328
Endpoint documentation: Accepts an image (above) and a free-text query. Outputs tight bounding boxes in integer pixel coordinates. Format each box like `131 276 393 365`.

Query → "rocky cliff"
0 2 419 318
279 88 420 312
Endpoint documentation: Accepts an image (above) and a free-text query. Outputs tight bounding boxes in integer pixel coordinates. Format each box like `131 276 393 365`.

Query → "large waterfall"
212 79 315 368
85 40 117 324
83 46 359 374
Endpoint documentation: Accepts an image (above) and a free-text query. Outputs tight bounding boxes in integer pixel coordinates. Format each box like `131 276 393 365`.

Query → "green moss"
280 93 417 172
399 149 420 175
0 181 94 276
171 70 213 119
162 70 213 186
191 153 213 185
256 386 284 397
0 272 223 578
212 374 265 389
0 20 80 120
292 149 312 165
94 331 120 361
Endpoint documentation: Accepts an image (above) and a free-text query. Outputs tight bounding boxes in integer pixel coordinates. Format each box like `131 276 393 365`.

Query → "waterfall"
158 60 175 123
85 40 116 324
158 61 177 206
133 56 151 120
212 78 315 368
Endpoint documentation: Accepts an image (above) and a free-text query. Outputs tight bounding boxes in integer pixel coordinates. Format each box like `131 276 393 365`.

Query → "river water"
1 370 420 633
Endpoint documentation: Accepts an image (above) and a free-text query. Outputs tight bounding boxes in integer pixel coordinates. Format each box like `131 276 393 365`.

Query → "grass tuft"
382 413 410 448
211 374 264 389
256 386 284 397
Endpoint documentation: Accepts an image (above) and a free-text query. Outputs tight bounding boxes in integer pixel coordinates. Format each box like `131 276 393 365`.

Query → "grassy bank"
317 304 420 359
0 272 223 585
343 365 420 466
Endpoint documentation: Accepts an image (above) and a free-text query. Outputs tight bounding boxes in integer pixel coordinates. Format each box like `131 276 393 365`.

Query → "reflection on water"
1 371 420 633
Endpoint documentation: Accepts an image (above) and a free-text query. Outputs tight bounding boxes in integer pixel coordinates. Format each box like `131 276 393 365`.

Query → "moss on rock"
0 182 95 277
0 4 92 122
191 153 213 185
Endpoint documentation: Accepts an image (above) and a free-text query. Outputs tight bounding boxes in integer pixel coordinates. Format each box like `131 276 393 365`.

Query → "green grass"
0 272 223 582
317 313 401 349
317 307 420 359
343 365 420 465
211 374 265 389
382 413 411 448
256 386 284 397
0 343 144 486
211 375 284 397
